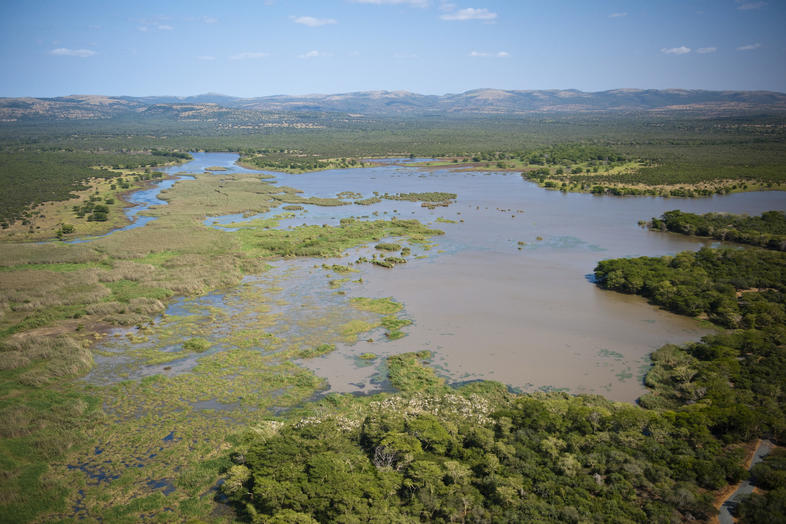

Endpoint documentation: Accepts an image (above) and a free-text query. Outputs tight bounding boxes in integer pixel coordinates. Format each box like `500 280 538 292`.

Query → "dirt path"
714 439 775 524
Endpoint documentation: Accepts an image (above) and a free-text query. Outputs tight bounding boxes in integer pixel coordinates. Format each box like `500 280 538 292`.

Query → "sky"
1 0 784 97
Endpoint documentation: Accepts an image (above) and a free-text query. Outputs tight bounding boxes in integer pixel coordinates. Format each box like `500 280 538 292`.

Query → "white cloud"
352 0 429 6
298 50 331 59
737 1 767 10
737 43 761 51
661 46 691 55
696 47 717 54
441 7 497 21
202 16 218 24
197 55 216 61
50 48 96 57
137 21 173 32
293 16 337 27
230 51 270 60
608 12 627 18
439 2 456 10
469 50 509 57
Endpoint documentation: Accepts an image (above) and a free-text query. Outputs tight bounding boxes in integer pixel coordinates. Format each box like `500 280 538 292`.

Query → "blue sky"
1 0 784 97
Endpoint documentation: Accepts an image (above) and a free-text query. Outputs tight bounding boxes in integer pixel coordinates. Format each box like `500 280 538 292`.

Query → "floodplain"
1 150 785 522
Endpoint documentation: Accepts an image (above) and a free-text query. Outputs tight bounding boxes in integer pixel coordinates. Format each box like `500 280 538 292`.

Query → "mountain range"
2 88 785 121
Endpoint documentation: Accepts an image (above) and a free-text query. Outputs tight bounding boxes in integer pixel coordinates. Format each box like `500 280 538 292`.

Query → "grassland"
0 164 444 522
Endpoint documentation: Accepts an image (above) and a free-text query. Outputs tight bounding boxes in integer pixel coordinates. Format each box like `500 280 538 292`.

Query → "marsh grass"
375 243 401 251
0 165 443 522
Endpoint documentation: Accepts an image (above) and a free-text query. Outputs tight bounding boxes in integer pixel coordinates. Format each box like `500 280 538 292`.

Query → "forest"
650 210 786 250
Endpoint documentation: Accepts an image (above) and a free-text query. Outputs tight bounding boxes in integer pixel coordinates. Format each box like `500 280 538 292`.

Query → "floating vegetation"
336 191 363 199
375 242 401 251
328 278 350 289
322 263 357 274
281 204 304 211
350 297 403 315
354 196 382 206
382 192 456 203
340 319 377 343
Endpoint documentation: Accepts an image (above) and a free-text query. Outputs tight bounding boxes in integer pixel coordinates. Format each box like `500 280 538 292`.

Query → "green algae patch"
340 319 377 343
359 352 377 360
350 297 403 316
382 315 412 340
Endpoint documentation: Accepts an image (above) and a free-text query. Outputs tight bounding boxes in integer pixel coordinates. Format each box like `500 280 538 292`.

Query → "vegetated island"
648 210 786 251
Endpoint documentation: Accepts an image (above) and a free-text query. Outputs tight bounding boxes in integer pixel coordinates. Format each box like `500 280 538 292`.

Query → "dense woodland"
650 210 786 250
225 357 735 523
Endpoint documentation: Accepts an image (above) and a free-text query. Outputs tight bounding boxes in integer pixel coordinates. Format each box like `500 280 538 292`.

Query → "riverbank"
0 157 190 243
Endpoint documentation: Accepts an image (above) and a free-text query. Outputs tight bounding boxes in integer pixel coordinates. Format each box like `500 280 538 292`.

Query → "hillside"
2 88 785 121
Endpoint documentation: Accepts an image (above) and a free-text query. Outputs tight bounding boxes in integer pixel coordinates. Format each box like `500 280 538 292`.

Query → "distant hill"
2 89 785 121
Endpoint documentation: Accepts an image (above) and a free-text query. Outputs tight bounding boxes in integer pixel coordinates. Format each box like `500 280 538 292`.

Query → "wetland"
2 149 785 522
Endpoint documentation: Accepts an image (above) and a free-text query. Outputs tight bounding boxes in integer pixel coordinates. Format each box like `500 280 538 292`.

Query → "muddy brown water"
270 163 785 402
96 153 786 403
